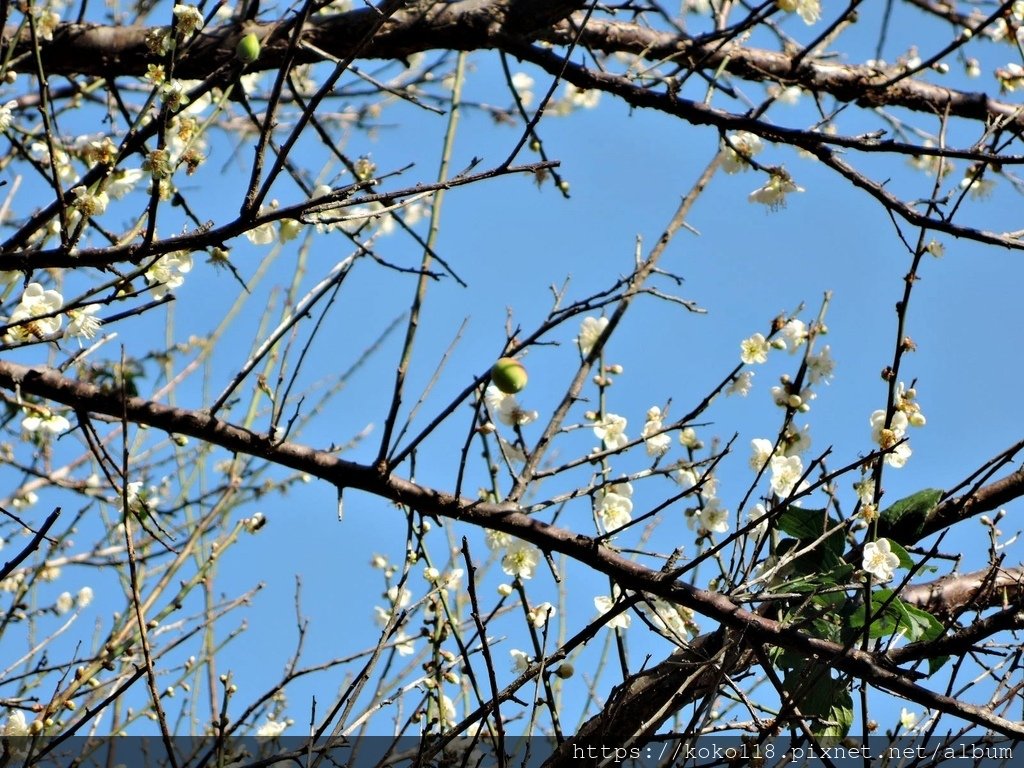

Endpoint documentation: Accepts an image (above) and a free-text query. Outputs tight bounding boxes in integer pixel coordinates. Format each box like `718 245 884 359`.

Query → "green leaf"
877 488 943 545
776 508 847 572
782 667 853 743
885 538 915 571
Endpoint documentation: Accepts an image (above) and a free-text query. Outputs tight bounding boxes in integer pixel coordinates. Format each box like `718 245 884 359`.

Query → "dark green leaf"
877 488 943 545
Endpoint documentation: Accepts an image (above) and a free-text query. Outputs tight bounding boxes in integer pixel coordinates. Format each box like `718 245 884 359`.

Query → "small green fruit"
235 33 261 64
490 357 528 394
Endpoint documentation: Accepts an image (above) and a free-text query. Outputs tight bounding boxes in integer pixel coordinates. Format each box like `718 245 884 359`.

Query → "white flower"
484 385 538 427
900 707 919 730
3 710 28 737
510 648 530 672
748 503 770 543
77 586 94 608
594 593 631 629
106 168 145 199
172 4 204 38
596 491 633 532
593 413 628 450
7 282 64 341
721 131 763 174
749 438 774 471
679 427 701 449
675 467 697 492
807 345 835 384
245 220 276 245
386 585 412 608
122 481 157 517
576 316 609 356
502 540 539 580
769 454 804 497
30 141 73 181
862 538 900 582
511 72 534 106
528 602 555 627
853 477 875 506
768 84 804 104
609 481 633 498
777 0 821 24
0 100 16 132
145 251 193 299
780 319 807 352
22 408 71 435
997 62 1024 92
740 332 770 364
279 219 302 242
485 529 511 551
642 408 671 457
895 382 927 427
700 498 730 533
37 10 60 40
67 304 102 340
55 591 74 615
256 719 287 737
749 171 804 210
11 492 36 510
870 410 912 468
564 83 600 109
641 597 695 641
394 631 414 656
783 424 812 455
726 370 754 396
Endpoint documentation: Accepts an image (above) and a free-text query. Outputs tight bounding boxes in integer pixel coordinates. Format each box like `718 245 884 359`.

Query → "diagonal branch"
2 359 1024 738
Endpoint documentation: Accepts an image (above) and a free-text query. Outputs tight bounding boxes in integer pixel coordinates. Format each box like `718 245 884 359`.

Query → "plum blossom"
740 333 770 364
769 454 804 497
750 438 774 471
593 413 628 450
7 283 63 341
807 345 836 384
721 131 763 174
256 719 287 737
22 408 70 435
700 498 730 533
688 497 729 533
502 540 539 579
3 709 28 737
510 648 531 672
777 0 821 24
172 4 204 38
67 305 102 341
596 490 633 532
726 370 754 396
594 589 631 629
511 72 534 106
528 602 555 627
862 538 900 582
641 406 672 457
576 316 609 356
870 410 912 468
749 171 804 210
145 252 193 299
780 319 807 352
485 385 538 427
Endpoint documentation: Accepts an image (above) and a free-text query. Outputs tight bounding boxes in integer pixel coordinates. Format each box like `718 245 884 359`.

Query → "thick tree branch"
11 6 1024 133
2 358 1023 738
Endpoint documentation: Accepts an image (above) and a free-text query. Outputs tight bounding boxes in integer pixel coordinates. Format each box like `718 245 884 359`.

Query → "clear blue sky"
7 0 1022 740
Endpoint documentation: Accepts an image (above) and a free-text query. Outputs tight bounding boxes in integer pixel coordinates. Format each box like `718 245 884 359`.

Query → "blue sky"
4 0 1023 742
